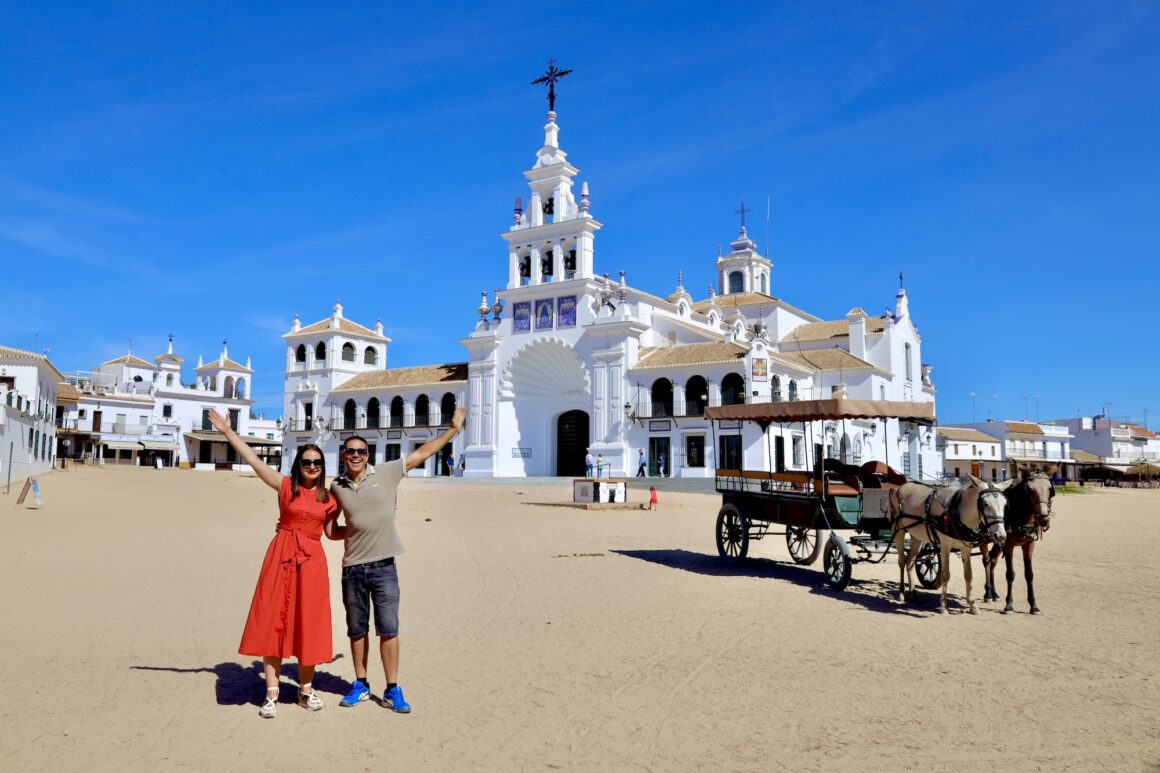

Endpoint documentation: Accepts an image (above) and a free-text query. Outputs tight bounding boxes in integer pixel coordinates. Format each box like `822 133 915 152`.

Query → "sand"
1 467 1158 772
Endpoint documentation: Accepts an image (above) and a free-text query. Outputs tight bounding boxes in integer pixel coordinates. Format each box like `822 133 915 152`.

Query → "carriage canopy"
704 398 936 424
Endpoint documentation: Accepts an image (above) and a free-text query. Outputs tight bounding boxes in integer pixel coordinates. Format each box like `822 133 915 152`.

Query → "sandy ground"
1 467 1158 772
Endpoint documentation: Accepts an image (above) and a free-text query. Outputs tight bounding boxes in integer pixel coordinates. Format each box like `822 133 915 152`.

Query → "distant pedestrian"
458 453 466 476
658 452 666 477
636 449 646 477
596 454 605 478
585 449 594 478
649 486 658 511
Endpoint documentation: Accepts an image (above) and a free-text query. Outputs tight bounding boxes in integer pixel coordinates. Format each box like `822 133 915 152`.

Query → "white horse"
888 474 1015 614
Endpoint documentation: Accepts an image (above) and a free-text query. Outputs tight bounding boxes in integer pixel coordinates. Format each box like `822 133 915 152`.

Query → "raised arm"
207 409 283 490
405 406 465 473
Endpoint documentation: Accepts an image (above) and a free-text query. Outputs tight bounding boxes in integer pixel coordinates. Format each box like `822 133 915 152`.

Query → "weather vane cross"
532 59 573 113
736 200 751 229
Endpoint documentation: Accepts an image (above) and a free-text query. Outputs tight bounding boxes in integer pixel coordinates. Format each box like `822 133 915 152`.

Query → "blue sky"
2 2 1157 425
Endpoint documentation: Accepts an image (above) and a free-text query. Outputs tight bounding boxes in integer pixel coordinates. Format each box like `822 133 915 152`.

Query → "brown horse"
980 467 1055 614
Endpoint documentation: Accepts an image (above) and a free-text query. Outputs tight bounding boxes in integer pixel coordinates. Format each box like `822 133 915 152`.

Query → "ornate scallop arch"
499 337 590 399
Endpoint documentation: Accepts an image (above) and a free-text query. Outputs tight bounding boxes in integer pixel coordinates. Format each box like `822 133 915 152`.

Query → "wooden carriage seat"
860 461 907 490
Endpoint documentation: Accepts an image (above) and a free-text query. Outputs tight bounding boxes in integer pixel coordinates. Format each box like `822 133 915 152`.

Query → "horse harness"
893 483 1006 547
1009 473 1055 541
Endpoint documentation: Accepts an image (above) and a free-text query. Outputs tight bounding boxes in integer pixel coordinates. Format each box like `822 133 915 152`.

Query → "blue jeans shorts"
341 559 399 639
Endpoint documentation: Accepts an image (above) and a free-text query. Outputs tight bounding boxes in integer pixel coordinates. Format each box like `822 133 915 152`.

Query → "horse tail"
887 487 900 526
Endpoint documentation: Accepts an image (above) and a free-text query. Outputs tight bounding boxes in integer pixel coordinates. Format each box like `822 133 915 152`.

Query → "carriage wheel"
915 542 942 590
786 526 823 565
715 505 749 563
822 534 852 591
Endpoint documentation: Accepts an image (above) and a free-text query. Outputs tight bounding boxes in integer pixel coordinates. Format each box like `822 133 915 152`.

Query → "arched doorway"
555 410 590 477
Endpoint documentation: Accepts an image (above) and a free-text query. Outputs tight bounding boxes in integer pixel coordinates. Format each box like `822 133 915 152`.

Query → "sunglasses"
342 448 369 457
300 459 324 469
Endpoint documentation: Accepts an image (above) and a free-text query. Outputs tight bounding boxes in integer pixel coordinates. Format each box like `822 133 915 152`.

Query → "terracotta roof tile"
288 317 388 341
629 342 747 371
779 316 887 344
195 357 252 372
937 427 999 443
1070 449 1103 462
101 353 155 368
0 345 65 379
691 291 780 314
330 363 468 392
1004 421 1044 435
775 349 878 372
56 382 81 403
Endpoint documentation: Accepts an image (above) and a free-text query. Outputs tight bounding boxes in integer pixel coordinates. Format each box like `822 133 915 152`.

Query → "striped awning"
140 440 180 451
102 441 143 451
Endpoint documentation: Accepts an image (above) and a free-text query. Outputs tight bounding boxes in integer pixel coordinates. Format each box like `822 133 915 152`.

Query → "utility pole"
970 392 976 423
1022 394 1029 421
1144 407 1151 429
1033 395 1040 423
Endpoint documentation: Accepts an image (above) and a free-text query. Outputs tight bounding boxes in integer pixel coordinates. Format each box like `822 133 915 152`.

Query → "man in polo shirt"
329 406 465 713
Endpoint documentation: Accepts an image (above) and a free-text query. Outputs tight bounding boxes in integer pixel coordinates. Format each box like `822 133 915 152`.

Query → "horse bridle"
975 483 1008 534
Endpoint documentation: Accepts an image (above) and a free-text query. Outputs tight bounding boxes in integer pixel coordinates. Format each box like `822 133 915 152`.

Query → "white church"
280 102 940 480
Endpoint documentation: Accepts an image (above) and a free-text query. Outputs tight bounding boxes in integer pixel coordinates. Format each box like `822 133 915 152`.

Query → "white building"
280 104 940 479
56 338 278 469
936 426 1003 481
1054 415 1160 476
1 344 63 482
942 420 1072 479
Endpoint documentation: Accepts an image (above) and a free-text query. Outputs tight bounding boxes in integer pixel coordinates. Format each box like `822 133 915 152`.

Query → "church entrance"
555 410 589 477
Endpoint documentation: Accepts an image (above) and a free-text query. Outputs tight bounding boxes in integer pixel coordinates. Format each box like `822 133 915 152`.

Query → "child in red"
649 486 658 511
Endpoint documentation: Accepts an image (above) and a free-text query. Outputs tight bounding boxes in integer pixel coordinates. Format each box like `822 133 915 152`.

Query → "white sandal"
298 685 324 711
259 694 278 719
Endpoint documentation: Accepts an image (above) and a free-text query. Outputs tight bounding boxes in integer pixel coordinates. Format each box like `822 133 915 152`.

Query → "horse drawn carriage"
705 397 940 591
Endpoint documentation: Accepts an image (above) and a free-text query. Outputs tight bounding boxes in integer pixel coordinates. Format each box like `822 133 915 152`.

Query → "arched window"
343 399 357 430
165 373 174 387
650 378 673 417
440 393 456 425
390 396 404 428
223 376 235 399
415 395 430 426
840 433 851 464
728 271 744 294
235 378 246 398
760 273 768 295
315 342 326 363
905 343 913 381
772 375 782 400
364 347 378 366
341 342 356 362
367 397 381 429
788 380 798 401
295 344 307 363
721 372 745 406
209 377 217 392
685 376 708 417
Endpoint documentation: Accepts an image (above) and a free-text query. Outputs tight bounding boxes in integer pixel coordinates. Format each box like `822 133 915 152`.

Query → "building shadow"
611 548 948 617
130 654 349 706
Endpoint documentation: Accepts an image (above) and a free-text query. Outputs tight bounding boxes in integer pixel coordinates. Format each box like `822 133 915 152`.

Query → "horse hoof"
1002 607 1013 615
938 608 948 616
968 606 978 615
1030 608 1041 615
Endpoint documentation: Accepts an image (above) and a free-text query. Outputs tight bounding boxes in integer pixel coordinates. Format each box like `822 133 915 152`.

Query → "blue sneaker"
340 680 370 707
383 685 411 713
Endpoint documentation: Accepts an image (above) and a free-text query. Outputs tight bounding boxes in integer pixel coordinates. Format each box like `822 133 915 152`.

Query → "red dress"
239 477 337 666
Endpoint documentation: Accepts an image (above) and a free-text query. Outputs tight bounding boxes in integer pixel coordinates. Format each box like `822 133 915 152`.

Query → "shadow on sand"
609 548 982 617
130 655 350 706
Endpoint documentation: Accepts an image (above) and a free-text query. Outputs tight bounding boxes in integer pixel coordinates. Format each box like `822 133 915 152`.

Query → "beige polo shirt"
330 460 406 567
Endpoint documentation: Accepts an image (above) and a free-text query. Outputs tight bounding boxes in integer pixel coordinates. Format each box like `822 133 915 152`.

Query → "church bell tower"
502 62 602 289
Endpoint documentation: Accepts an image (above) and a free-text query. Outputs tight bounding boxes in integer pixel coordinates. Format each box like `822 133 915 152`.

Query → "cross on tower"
899 272 904 290
736 200 751 230
532 59 573 113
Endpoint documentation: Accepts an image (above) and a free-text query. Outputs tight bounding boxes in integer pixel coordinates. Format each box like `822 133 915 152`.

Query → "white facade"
281 106 941 480
936 426 1003 481
1 345 63 482
943 420 1072 479
57 338 267 469
1054 415 1160 467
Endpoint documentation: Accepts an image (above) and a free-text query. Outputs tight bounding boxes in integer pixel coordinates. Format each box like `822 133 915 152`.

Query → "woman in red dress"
207 409 339 719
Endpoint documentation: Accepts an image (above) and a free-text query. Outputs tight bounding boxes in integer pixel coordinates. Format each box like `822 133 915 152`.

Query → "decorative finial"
708 285 716 301
578 181 590 213
490 289 505 321
677 270 683 289
531 59 573 114
479 290 490 321
167 334 174 355
736 200 751 231
221 339 228 359
717 244 722 258
513 196 523 224
899 272 904 291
